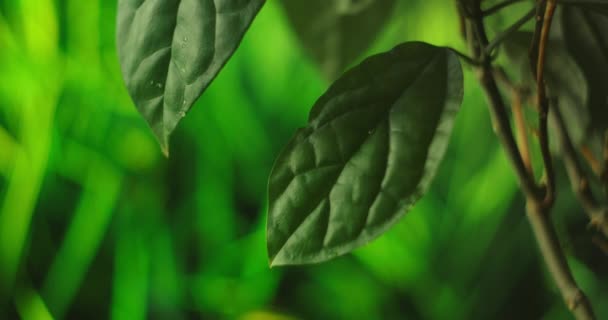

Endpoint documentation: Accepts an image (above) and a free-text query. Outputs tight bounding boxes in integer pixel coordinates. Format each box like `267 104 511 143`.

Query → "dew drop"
178 110 186 118
156 82 163 88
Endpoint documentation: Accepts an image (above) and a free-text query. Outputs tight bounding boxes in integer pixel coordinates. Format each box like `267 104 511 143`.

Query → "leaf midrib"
271 50 442 260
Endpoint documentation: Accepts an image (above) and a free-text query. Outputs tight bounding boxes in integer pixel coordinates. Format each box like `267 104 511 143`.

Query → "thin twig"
552 104 608 239
494 68 534 175
492 67 516 91
448 48 484 66
581 145 603 176
457 0 597 318
484 8 536 57
529 1 547 78
466 5 540 199
526 201 596 320
513 87 534 175
535 0 557 207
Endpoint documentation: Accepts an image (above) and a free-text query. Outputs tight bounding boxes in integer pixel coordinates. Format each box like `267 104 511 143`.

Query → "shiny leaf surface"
267 42 463 266
117 0 265 154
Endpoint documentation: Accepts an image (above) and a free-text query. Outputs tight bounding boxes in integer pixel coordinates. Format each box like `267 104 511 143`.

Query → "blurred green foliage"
0 0 606 319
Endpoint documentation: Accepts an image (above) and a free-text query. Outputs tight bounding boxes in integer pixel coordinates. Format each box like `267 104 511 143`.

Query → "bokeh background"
0 0 606 319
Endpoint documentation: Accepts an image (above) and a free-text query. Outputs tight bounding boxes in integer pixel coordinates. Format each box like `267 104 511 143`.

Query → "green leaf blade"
562 8 608 155
117 0 265 154
558 0 608 15
267 42 464 266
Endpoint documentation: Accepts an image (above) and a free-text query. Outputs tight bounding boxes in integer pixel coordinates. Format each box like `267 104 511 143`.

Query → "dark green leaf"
267 42 463 266
562 8 608 155
503 31 590 149
117 0 265 154
280 0 396 80
558 0 608 15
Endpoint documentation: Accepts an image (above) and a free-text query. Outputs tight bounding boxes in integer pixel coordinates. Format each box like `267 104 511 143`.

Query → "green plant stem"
459 1 596 318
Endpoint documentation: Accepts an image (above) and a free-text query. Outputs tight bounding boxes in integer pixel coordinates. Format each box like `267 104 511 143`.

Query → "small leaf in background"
280 0 396 80
267 42 463 266
502 31 589 151
558 0 608 16
116 0 265 155
561 7 608 157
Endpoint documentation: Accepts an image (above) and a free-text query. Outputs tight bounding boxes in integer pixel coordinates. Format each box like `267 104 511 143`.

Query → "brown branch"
513 87 534 175
526 201 596 319
457 0 597 318
494 68 534 175
535 0 557 208
477 73 536 196
529 1 547 78
466 8 540 199
581 145 602 177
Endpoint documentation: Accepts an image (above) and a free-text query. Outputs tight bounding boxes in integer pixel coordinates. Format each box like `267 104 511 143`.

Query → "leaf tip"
267 245 288 268
157 135 170 158
161 145 169 158
268 249 300 268
267 249 279 268
268 259 276 269
268 256 284 269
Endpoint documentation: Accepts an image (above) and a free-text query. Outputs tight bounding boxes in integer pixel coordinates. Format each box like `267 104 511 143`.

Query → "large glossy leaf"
267 42 463 266
503 31 589 149
280 0 396 80
117 0 265 154
561 8 608 155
